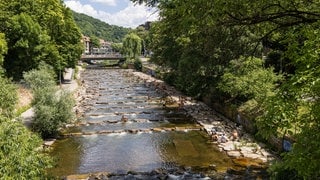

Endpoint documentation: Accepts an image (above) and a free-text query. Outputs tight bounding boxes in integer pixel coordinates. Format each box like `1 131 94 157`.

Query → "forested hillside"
72 11 131 42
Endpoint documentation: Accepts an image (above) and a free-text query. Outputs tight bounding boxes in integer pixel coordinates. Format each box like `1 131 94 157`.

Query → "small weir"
49 68 268 179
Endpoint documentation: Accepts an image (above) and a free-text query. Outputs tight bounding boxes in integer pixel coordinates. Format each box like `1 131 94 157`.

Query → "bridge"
80 54 125 61
80 54 126 65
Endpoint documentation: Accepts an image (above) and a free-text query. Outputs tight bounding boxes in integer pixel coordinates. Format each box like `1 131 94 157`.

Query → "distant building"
92 39 113 54
82 36 114 55
81 35 91 54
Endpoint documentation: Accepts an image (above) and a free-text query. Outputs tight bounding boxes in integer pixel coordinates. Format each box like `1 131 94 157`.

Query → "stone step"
61 127 201 137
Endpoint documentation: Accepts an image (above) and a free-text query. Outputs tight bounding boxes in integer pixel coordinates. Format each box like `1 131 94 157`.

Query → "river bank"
130 71 275 161
16 63 275 179
54 66 275 179
72 67 275 163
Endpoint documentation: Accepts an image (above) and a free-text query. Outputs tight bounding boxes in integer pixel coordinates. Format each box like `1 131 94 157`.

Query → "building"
92 39 113 55
82 36 114 55
81 35 91 54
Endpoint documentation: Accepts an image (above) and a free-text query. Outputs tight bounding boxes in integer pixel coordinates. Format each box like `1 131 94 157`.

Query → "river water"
48 68 267 178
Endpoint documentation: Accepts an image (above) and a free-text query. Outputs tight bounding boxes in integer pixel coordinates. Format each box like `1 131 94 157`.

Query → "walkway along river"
48 67 274 179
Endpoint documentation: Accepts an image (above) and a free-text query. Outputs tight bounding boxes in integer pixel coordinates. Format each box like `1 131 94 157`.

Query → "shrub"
24 63 75 139
134 58 142 71
0 117 52 179
0 77 17 118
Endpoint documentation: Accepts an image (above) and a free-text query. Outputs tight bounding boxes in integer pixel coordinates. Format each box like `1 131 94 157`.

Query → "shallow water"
49 131 233 176
48 68 252 177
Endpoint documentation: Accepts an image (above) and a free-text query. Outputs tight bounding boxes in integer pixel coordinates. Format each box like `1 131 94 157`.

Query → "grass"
15 104 31 117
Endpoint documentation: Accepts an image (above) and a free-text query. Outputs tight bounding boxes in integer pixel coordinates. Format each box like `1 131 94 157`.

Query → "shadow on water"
48 138 83 176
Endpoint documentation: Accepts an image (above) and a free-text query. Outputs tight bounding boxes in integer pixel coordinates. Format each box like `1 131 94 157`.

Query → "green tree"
0 33 7 68
148 0 260 97
0 77 18 119
133 25 150 56
219 56 280 115
122 33 142 61
0 0 83 80
3 13 53 80
111 43 123 53
0 33 52 179
90 35 101 50
0 33 17 118
138 0 320 178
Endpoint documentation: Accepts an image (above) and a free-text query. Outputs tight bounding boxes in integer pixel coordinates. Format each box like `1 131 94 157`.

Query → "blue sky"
63 0 158 28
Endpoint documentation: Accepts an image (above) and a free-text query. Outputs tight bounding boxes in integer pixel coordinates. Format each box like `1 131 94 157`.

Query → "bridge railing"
81 53 123 59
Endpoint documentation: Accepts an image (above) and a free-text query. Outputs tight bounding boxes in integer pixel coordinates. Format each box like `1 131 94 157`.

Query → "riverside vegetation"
0 0 81 178
0 0 319 179
134 0 320 179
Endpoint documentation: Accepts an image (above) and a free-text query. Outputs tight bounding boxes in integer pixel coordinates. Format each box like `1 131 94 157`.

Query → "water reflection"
48 138 83 176
49 131 232 176
48 68 235 177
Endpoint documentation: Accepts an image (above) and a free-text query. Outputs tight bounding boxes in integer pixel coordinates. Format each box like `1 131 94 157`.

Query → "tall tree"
0 0 83 80
0 33 7 73
3 13 53 80
122 33 142 61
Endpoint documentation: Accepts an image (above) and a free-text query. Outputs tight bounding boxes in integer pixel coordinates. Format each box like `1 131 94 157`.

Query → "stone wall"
202 95 289 152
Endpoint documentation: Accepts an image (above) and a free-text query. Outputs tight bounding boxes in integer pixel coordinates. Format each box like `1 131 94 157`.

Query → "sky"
63 0 159 28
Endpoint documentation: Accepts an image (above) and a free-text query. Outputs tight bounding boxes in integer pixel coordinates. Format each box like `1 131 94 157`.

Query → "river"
48 67 269 179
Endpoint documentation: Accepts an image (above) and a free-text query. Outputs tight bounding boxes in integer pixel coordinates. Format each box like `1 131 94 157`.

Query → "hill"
72 11 131 43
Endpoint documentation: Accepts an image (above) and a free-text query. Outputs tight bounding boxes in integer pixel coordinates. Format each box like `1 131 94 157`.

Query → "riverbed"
48 67 270 179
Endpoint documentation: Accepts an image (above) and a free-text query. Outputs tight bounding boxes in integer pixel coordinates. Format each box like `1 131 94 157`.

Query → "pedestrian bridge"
80 54 126 65
80 54 125 61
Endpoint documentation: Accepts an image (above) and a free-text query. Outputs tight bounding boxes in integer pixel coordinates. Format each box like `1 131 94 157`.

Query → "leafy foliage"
137 0 320 178
219 56 280 115
111 43 123 53
90 36 101 48
24 63 75 138
148 1 260 97
0 117 52 179
72 11 131 43
122 33 142 61
0 77 18 119
0 0 83 80
0 33 7 68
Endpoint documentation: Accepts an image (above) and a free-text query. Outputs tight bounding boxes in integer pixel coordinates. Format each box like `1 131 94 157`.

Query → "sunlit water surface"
49 68 236 177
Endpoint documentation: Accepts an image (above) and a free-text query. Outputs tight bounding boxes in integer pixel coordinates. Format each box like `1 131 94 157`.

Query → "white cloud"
64 0 158 28
89 0 116 6
64 1 99 17
99 3 158 28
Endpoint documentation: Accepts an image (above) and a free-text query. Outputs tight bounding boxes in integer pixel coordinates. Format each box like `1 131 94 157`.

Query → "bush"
0 77 17 118
134 58 142 71
0 117 52 179
24 63 75 139
32 91 75 138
